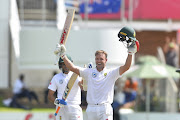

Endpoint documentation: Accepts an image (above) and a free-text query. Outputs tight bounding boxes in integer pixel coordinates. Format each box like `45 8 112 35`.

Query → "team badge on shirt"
92 72 97 78
59 79 63 84
104 73 107 77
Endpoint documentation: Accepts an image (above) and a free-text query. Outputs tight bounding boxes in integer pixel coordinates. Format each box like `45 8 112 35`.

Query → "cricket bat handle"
54 106 61 116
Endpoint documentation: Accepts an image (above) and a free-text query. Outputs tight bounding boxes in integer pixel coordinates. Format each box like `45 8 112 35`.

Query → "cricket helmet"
58 54 73 68
118 26 136 43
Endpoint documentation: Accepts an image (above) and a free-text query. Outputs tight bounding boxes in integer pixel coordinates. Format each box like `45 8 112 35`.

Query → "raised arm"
119 54 132 75
119 41 139 75
117 26 140 75
62 54 80 75
54 44 80 75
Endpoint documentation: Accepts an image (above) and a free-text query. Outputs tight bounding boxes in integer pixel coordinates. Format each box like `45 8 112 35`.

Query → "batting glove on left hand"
54 43 66 65
127 40 140 55
54 98 67 107
54 43 61 55
54 43 66 57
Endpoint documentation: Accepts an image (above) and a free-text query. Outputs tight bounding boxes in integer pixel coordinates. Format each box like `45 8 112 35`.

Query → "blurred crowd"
163 36 178 68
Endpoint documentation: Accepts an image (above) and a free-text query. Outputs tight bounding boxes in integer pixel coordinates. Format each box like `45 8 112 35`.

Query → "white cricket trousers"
56 105 82 120
86 103 113 120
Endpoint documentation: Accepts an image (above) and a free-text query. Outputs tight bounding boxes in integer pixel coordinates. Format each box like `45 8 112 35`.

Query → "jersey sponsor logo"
77 115 81 119
104 73 107 77
92 72 97 78
59 79 63 84
60 29 67 44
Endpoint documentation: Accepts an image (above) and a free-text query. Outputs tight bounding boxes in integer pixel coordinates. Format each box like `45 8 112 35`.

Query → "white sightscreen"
0 0 10 88
19 28 131 69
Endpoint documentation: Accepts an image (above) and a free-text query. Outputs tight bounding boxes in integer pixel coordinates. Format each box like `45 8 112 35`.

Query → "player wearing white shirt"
79 66 121 120
48 55 82 120
54 26 140 120
13 77 26 94
79 67 120 105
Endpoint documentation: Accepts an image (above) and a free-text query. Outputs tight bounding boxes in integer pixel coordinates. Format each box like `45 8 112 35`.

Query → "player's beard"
62 68 70 74
96 65 104 72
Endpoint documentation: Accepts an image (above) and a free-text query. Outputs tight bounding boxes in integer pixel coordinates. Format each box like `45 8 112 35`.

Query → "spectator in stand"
122 77 138 108
112 78 138 120
163 36 178 68
11 74 39 108
112 79 125 120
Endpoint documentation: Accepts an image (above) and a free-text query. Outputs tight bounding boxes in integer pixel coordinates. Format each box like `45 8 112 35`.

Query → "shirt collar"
95 67 107 74
62 72 69 77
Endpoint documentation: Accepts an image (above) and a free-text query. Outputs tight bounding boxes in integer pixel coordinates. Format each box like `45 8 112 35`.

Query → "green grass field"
0 107 55 112
0 96 55 112
0 97 86 113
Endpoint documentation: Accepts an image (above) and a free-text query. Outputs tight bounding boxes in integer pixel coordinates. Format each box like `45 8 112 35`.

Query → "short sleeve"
111 67 121 80
79 67 89 79
48 77 57 91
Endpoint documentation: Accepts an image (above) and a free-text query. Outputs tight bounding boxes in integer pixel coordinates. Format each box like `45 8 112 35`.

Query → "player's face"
95 53 107 72
61 63 70 74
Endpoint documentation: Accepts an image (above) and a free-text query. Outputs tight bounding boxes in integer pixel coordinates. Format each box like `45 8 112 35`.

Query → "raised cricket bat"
59 9 75 45
55 73 78 116
54 9 75 65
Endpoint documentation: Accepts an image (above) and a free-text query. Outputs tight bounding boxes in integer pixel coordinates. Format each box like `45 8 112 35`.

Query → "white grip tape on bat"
83 78 87 91
82 62 93 91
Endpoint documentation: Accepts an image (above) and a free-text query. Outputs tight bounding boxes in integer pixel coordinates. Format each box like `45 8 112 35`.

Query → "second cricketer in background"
48 55 83 120
54 26 140 120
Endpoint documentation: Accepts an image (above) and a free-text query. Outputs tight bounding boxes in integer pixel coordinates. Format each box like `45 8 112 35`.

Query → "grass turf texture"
0 97 86 112
0 107 55 112
0 96 55 112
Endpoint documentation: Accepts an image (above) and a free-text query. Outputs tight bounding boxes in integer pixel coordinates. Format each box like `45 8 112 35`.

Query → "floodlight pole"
146 79 150 120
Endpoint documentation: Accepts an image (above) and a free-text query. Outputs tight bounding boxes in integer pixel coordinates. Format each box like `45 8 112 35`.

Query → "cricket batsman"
48 55 83 120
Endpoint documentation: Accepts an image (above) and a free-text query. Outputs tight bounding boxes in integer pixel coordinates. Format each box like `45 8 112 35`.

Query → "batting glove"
54 98 67 107
54 43 61 55
54 44 66 58
127 40 140 55
59 45 66 59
